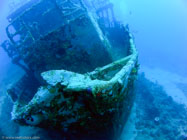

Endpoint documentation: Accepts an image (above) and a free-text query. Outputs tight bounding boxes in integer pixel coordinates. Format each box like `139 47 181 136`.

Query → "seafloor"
0 66 187 140
120 67 187 140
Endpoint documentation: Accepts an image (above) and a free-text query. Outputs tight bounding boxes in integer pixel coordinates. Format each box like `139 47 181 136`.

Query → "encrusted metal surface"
1 0 139 139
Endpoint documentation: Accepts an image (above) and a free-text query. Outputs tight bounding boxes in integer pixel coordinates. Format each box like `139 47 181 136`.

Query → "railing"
8 0 32 14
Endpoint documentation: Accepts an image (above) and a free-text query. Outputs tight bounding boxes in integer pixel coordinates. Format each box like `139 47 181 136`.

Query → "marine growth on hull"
1 0 138 139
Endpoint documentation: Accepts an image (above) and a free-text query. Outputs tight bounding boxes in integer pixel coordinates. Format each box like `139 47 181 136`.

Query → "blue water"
111 0 187 76
0 0 187 140
111 0 187 139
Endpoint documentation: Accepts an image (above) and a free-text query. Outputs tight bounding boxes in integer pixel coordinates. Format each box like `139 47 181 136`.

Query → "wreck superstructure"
1 0 138 139
4 0 111 74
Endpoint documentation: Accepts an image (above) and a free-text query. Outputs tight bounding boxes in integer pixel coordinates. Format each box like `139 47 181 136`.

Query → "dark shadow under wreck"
1 0 138 139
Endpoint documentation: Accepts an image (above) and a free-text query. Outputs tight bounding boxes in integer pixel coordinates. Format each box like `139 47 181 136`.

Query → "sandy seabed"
120 66 187 140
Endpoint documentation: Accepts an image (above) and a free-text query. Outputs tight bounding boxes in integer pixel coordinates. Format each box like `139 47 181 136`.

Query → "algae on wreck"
1 0 138 139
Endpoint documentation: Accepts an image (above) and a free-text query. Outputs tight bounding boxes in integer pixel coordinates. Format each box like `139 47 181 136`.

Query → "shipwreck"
1 0 138 139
